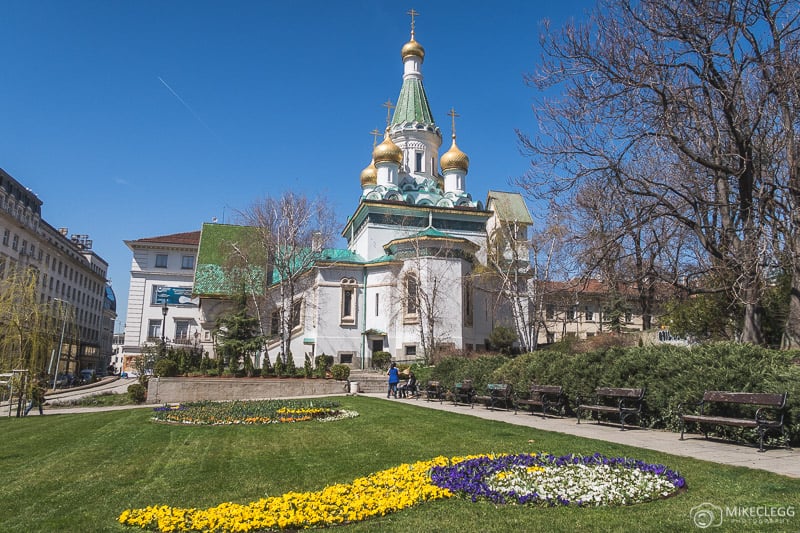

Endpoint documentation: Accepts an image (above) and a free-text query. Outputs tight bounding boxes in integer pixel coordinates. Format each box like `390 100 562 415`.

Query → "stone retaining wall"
147 377 349 404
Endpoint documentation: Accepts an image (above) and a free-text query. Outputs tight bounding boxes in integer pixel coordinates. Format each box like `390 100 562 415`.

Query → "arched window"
340 278 357 325
405 273 419 317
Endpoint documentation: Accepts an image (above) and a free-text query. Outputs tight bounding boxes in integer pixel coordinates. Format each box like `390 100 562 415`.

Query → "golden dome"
360 160 377 187
401 38 425 61
440 135 469 172
373 130 403 165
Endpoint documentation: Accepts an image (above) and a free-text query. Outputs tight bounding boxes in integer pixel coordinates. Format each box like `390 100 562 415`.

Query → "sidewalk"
366 393 800 479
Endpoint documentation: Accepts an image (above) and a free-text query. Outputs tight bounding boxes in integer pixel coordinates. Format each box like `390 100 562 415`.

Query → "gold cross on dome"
448 107 460 137
407 8 419 37
370 128 382 147
382 99 395 127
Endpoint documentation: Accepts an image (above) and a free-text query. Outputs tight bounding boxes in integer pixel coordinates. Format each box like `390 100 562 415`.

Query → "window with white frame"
174 320 190 342
340 278 357 325
269 300 303 337
147 319 162 340
404 345 417 357
181 255 195 269
585 306 593 321
155 254 168 268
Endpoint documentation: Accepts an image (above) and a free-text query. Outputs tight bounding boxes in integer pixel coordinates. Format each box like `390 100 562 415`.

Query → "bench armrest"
677 399 703 415
755 406 785 425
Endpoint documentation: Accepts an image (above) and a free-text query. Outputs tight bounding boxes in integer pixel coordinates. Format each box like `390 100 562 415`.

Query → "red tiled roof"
133 231 201 245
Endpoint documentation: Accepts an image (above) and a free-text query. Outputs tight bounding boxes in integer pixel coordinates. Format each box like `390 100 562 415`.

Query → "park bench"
452 379 476 407
576 387 645 430
679 391 789 452
475 383 517 412
424 380 445 403
517 384 566 418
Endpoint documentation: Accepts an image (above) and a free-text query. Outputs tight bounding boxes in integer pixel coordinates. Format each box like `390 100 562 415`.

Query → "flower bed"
150 399 357 425
429 452 685 506
119 453 684 532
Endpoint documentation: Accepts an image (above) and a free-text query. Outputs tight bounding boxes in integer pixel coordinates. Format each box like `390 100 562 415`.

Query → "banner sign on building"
155 286 197 306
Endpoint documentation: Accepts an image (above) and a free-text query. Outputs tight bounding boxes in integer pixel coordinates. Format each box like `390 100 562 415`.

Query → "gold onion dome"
373 131 403 165
401 37 425 61
440 135 469 172
360 161 377 186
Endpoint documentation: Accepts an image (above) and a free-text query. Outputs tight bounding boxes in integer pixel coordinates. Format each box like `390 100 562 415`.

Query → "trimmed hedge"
433 342 800 445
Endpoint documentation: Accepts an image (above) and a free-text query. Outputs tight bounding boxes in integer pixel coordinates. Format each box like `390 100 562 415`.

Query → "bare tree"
518 0 800 345
482 222 559 352
388 226 476 364
239 192 338 363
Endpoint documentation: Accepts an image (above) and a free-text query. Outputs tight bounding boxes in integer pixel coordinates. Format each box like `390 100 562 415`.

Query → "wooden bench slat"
681 415 758 428
703 391 786 407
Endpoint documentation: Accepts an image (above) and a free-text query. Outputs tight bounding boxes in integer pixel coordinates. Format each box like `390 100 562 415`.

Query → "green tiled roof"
392 77 434 125
317 248 366 264
194 223 266 297
486 191 533 224
194 222 370 296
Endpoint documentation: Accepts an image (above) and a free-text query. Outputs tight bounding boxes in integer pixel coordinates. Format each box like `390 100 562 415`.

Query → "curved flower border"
429 452 685 506
118 453 685 532
150 400 358 426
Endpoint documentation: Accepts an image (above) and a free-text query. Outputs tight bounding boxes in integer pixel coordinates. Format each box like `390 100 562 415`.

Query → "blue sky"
1 1 594 332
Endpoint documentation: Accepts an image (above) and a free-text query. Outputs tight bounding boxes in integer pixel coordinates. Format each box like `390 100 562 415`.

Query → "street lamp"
161 299 169 357
50 298 69 390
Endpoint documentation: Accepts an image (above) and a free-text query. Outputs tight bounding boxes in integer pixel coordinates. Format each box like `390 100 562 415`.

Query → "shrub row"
431 342 800 444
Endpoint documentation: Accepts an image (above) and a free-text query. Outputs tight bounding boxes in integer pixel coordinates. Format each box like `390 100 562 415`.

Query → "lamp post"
161 299 169 358
51 298 69 390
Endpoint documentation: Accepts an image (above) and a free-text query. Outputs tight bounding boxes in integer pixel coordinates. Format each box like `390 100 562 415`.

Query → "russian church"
192 15 532 369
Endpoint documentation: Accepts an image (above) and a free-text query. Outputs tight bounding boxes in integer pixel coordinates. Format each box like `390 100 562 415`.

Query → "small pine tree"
304 353 313 378
285 351 296 376
213 289 264 377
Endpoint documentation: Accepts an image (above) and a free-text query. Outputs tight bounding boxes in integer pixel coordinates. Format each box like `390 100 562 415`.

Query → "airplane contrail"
157 76 219 139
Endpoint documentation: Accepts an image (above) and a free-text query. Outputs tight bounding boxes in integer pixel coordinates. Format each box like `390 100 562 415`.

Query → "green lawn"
1 396 797 532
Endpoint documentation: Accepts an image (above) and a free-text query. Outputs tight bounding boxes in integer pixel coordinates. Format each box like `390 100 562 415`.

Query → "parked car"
79 369 96 384
53 373 73 388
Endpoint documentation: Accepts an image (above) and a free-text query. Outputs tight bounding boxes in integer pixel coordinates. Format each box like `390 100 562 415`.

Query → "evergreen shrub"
127 383 147 404
431 342 800 445
330 364 351 380
372 351 392 370
153 359 179 378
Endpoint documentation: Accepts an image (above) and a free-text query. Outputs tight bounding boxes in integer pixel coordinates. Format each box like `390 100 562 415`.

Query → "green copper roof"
486 191 533 225
317 248 366 264
194 223 266 297
392 77 435 125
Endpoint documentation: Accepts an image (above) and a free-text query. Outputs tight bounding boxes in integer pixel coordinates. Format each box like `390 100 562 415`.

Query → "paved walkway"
365 393 800 479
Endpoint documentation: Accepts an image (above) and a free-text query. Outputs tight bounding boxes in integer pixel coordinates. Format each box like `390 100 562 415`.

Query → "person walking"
24 376 46 416
387 362 400 398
